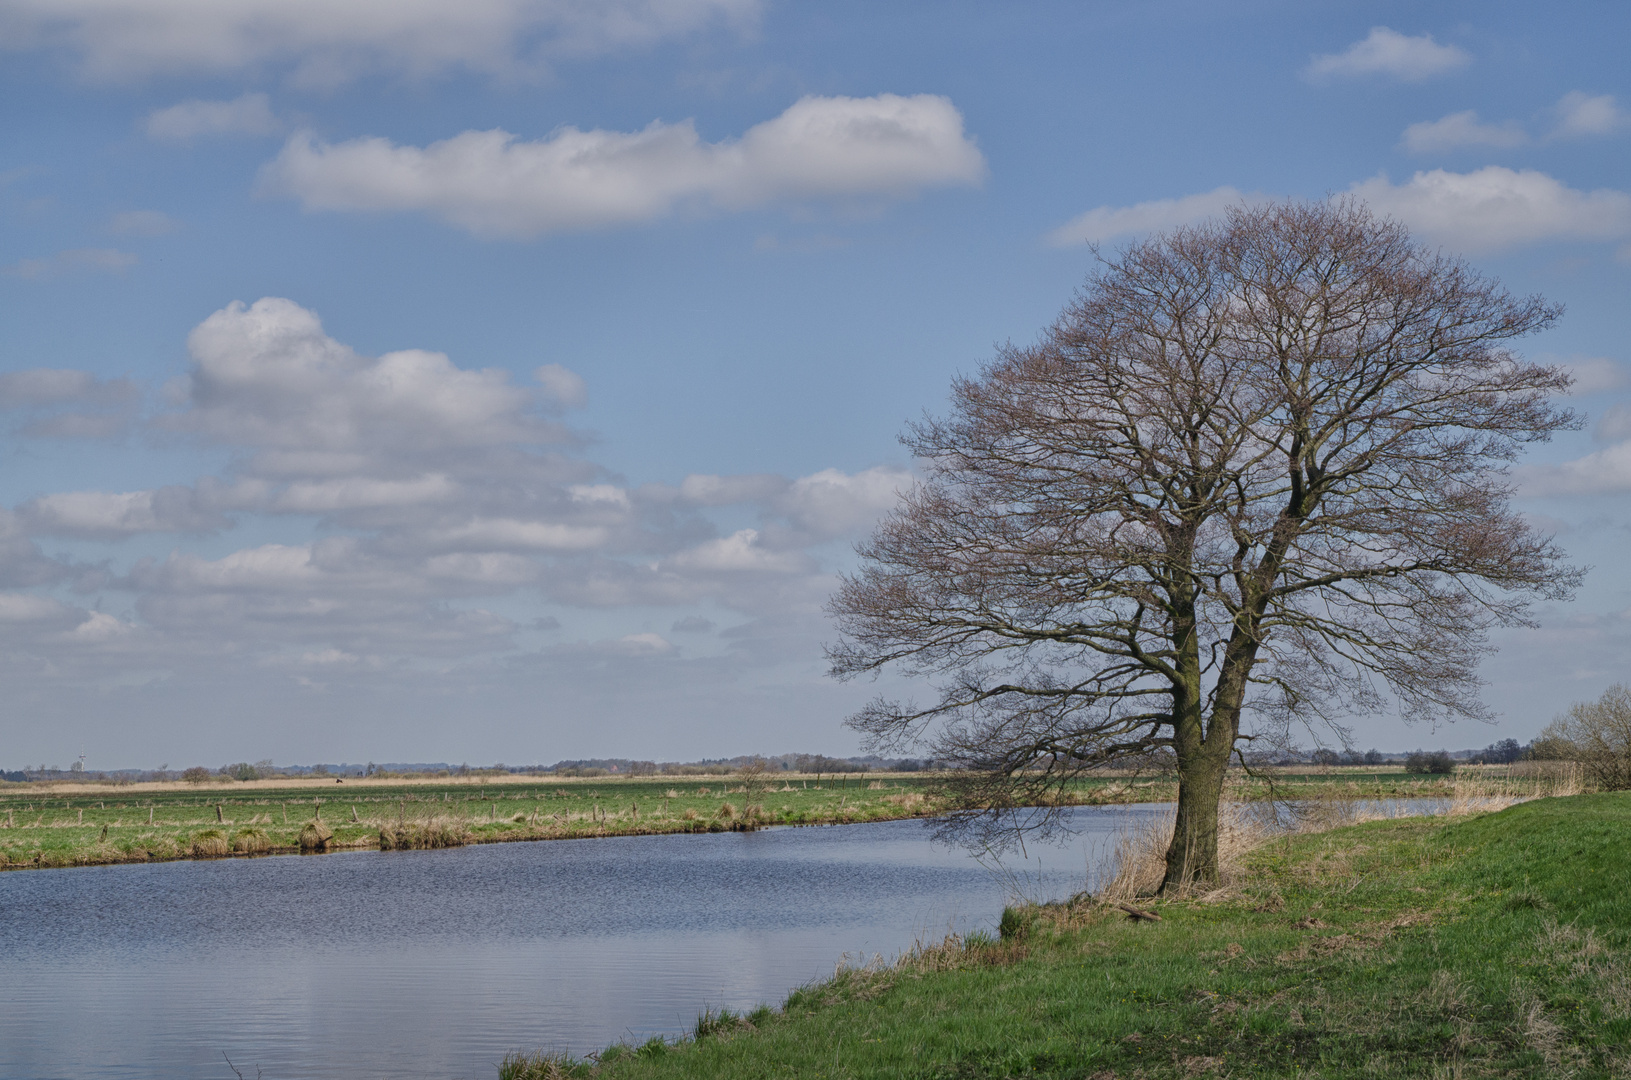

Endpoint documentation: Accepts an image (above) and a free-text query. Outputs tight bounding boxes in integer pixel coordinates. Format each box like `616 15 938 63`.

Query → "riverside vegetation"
499 786 1628 1080
0 764 1552 871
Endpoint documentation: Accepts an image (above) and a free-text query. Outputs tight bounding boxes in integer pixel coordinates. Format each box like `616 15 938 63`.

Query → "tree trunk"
1162 732 1231 892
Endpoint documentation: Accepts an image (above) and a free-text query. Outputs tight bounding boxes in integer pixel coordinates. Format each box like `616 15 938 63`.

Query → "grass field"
493 791 1629 1079
0 764 1564 872
0 772 942 869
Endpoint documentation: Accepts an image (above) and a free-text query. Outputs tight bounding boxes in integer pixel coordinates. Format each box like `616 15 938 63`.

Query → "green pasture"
507 793 1631 1079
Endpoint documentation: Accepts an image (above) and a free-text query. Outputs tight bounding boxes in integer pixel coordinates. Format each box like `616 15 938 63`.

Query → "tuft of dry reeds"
1097 803 1272 902
190 829 230 858
298 821 335 852
378 819 469 850
231 827 271 855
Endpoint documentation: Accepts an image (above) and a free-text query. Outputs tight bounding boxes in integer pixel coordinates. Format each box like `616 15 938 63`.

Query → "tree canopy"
828 199 1578 889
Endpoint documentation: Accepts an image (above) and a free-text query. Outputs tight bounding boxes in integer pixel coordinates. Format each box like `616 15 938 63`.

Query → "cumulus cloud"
1552 91 1625 139
1400 92 1626 154
174 297 565 455
0 298 913 678
5 247 136 279
145 92 280 141
1045 186 1266 247
1306 27 1469 82
258 94 985 238
0 0 760 83
1517 444 1631 496
1553 356 1628 397
1400 111 1527 154
20 487 229 538
1349 167 1631 253
774 466 909 539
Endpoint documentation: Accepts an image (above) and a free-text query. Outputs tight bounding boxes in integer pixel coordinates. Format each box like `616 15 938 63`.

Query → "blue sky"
2 1 1629 769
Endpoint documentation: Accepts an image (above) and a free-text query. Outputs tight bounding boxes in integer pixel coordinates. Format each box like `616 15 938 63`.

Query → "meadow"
0 764 1554 871
504 790 1630 1079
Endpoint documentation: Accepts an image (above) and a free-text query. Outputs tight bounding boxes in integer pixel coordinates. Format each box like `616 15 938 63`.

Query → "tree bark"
1164 734 1230 890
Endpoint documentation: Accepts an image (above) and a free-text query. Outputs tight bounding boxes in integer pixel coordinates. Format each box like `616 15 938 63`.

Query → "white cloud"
775 466 909 538
679 472 787 506
272 474 459 513
1306 27 1469 82
5 247 136 279
1552 91 1625 139
664 529 810 574
0 300 915 678
109 209 180 235
259 94 985 238
616 632 672 654
63 611 132 643
1517 443 1631 496
1552 356 1627 397
1596 404 1631 444
1349 167 1631 253
1046 186 1264 247
0 0 760 82
0 592 73 623
423 519 610 551
4 369 95 405
536 363 587 408
1400 110 1527 154
20 487 228 538
145 92 280 141
175 297 562 453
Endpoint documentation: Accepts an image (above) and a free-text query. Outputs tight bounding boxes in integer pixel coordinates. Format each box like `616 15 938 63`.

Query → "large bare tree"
828 200 1579 891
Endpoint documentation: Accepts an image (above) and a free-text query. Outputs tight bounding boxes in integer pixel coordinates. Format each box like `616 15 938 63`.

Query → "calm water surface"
0 801 1442 1080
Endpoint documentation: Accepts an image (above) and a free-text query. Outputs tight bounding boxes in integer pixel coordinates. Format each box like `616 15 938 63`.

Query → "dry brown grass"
231 827 271 854
1098 803 1273 901
378 818 470 850
189 829 229 857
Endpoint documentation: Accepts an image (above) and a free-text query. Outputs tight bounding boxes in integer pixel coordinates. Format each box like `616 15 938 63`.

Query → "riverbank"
511 791 1629 1079
0 765 1570 872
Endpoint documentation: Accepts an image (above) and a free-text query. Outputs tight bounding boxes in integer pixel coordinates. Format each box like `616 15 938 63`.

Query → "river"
0 801 1438 1080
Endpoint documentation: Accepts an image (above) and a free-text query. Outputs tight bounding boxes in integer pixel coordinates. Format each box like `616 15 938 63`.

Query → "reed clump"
378 819 469 850
298 821 335 852
189 829 230 858
231 827 271 854
497 1049 585 1080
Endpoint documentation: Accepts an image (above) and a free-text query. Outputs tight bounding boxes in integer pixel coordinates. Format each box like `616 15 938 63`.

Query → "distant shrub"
1537 684 1631 790
181 766 210 784
1404 750 1455 775
1311 748 1341 766
220 762 261 781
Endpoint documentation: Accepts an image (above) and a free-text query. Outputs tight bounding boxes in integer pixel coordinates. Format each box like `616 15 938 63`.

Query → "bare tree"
828 200 1578 891
1537 684 1631 790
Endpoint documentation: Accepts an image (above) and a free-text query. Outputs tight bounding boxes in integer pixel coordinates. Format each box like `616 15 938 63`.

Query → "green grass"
520 793 1631 1079
0 766 1538 873
0 775 942 870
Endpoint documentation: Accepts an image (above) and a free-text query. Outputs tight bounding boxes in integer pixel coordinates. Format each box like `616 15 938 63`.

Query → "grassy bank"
510 792 1629 1079
0 773 943 870
0 765 1569 872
